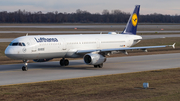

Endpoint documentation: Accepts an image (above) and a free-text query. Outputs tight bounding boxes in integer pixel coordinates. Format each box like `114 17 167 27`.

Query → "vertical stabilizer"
121 5 140 35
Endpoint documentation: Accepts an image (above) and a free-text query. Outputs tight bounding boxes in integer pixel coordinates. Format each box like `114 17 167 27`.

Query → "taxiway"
0 25 180 29
0 53 180 86
0 31 180 34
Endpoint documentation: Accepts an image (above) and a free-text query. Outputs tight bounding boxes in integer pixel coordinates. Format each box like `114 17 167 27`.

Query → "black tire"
60 60 64 66
98 64 103 68
22 66 28 71
64 59 69 66
94 65 98 68
22 66 25 71
25 66 28 71
60 59 69 66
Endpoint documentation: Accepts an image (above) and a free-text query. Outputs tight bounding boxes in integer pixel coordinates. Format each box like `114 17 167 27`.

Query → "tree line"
0 9 179 23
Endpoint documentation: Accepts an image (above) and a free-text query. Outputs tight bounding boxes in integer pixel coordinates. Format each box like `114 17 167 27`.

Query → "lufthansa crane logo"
22 48 26 53
132 13 138 26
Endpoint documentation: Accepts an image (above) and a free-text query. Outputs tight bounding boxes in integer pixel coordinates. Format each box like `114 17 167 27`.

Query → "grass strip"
0 68 180 101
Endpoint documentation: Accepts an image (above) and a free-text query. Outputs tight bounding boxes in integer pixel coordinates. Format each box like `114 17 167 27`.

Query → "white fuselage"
5 33 142 60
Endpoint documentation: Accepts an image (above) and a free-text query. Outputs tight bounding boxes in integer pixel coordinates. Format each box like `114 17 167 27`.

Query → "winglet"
168 43 176 49
172 43 176 49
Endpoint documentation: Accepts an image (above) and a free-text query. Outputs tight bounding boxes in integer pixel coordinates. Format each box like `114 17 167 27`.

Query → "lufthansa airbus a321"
5 5 175 71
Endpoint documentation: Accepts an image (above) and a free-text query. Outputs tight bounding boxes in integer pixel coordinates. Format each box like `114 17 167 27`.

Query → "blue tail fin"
121 5 140 35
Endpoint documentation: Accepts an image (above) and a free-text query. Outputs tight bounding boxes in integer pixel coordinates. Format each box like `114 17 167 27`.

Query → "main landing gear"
60 58 69 66
94 64 103 68
22 60 28 71
59 58 104 68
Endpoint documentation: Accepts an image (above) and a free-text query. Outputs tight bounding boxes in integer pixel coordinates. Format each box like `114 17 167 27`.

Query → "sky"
0 0 180 15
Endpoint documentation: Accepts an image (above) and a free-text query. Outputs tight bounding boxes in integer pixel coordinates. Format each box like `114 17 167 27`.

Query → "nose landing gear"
22 60 28 71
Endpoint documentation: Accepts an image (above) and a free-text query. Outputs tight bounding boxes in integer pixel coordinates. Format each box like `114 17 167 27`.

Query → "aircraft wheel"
98 64 103 68
64 59 69 66
60 59 64 66
22 66 28 71
60 59 69 66
94 65 98 68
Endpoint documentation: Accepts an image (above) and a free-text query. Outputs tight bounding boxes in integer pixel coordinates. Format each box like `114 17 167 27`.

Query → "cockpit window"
22 43 25 46
19 43 22 46
12 43 18 46
9 42 26 46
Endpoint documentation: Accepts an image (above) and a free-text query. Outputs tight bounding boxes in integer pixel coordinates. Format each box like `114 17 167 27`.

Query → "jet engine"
83 53 106 65
33 58 53 62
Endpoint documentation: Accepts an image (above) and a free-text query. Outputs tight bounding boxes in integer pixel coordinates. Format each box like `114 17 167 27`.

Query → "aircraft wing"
76 43 175 54
137 37 166 40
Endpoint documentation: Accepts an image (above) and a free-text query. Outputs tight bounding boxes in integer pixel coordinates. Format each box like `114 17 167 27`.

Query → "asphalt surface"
0 31 180 34
0 53 180 86
0 25 180 29
0 38 14 42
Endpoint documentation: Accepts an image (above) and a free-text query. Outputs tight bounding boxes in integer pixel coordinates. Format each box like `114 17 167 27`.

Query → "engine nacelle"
83 53 106 65
33 58 53 62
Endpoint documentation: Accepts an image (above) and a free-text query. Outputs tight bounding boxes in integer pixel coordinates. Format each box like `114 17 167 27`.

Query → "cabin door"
96 39 100 49
62 39 67 50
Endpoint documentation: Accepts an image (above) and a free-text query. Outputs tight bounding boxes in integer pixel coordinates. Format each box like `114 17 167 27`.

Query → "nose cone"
5 46 24 60
5 46 14 59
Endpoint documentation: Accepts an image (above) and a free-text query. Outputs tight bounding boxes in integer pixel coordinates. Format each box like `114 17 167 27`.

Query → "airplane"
5 5 175 71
